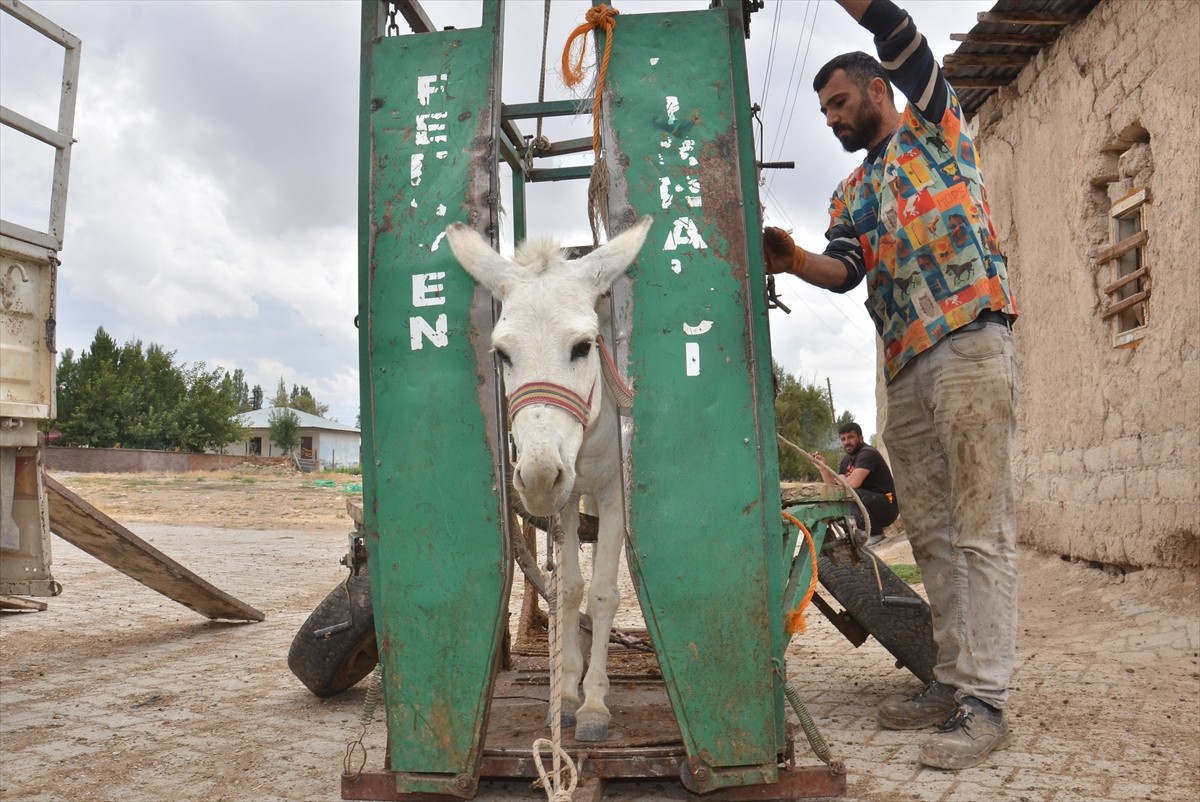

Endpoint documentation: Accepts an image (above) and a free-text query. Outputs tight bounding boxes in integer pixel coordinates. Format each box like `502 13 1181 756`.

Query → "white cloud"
6 0 990 434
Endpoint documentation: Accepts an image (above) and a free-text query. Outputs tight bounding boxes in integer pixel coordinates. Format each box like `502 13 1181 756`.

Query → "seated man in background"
814 422 899 546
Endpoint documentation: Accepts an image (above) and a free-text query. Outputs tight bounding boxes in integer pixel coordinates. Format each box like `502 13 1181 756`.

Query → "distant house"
227 408 361 469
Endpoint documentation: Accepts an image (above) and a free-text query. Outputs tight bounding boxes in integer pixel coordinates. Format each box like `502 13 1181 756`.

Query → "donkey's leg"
574 500 624 742
550 505 585 728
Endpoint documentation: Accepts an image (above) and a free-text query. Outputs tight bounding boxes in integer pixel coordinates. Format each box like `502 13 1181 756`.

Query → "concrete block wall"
969 0 1199 568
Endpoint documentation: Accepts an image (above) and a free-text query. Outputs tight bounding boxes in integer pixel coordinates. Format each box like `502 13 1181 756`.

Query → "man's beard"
835 101 885 153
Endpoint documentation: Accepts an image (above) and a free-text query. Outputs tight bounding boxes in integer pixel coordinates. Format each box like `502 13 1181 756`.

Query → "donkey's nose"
513 456 569 516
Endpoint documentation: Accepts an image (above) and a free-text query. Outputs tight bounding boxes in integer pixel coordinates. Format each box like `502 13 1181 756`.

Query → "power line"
768 0 821 194
781 289 875 363
757 0 784 113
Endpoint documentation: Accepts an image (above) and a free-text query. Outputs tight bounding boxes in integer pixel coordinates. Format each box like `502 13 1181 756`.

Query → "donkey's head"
446 216 652 516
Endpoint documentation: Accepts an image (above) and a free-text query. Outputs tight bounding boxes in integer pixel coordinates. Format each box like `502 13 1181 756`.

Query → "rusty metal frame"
0 0 81 251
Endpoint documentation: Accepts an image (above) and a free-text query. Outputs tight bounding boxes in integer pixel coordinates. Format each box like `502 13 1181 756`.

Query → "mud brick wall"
966 0 1199 568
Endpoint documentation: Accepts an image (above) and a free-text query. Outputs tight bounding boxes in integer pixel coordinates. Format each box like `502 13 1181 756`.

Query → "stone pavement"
1 524 1196 802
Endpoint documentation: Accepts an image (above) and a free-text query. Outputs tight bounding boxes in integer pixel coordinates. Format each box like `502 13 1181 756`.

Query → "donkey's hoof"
545 700 578 729
573 711 610 742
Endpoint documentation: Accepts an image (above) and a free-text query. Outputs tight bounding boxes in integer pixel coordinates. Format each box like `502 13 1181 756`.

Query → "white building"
227 408 361 469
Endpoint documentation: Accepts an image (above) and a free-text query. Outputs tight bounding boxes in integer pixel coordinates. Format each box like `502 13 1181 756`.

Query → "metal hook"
2 264 31 310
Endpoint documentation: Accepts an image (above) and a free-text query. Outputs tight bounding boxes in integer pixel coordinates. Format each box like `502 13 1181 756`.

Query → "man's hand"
811 451 828 466
763 227 809 278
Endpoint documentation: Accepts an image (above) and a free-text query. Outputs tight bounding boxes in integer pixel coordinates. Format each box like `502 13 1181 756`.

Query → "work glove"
762 227 808 278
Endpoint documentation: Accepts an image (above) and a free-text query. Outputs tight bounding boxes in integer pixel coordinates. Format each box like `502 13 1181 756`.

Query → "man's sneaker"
877 681 957 730
919 696 1013 770
866 533 886 547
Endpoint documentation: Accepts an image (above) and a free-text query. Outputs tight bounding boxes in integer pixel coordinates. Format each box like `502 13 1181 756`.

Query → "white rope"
531 518 578 802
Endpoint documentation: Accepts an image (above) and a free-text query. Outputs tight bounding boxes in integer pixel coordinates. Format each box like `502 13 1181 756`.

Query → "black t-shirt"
838 445 896 497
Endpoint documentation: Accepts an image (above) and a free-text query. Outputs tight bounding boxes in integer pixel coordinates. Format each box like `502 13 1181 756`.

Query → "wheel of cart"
287 499 376 698
814 523 937 684
288 572 377 698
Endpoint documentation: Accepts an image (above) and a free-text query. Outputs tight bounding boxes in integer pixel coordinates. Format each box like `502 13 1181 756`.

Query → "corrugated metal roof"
946 0 1103 115
237 407 359 433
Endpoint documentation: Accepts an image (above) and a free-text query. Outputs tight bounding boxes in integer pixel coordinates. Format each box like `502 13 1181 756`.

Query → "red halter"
507 381 594 430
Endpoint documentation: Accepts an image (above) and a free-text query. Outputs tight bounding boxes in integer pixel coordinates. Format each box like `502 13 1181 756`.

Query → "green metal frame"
597 4 788 791
357 0 848 796
358 2 511 795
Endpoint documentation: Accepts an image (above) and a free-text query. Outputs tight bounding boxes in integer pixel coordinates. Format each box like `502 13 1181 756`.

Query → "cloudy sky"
1 0 990 434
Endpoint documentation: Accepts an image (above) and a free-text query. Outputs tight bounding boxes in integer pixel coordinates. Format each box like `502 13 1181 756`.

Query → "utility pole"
826 377 837 429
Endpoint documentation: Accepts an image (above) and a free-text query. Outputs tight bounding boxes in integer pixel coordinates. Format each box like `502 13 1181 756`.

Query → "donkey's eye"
570 340 592 361
495 348 512 367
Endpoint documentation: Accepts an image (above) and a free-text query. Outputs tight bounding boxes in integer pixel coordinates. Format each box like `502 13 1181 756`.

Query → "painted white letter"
412 273 447 307
410 314 449 349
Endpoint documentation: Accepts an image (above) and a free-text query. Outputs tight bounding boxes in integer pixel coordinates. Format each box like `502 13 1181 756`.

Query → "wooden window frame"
1095 188 1150 347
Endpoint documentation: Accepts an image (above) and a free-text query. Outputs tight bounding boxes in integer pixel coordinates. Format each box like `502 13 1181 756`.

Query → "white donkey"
446 215 653 742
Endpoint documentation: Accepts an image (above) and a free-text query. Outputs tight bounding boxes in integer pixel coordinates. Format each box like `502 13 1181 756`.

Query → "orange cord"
782 511 819 635
561 5 620 153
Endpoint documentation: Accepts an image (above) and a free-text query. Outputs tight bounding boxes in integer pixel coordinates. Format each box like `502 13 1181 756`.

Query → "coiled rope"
561 4 620 245
781 511 818 635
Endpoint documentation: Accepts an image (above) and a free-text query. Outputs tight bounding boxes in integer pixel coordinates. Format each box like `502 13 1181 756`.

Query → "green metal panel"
358 3 509 793
601 5 785 786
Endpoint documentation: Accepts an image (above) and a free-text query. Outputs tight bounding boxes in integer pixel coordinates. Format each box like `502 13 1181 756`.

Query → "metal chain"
386 1 399 36
45 254 59 354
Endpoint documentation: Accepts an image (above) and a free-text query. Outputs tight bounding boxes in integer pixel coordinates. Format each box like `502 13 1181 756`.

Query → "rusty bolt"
455 774 472 790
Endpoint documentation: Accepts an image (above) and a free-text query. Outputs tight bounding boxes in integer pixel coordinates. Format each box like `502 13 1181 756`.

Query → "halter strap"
596 335 633 409
508 381 593 430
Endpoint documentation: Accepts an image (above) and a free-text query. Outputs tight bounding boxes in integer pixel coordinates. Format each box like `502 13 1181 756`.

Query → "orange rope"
561 5 620 153
782 511 819 635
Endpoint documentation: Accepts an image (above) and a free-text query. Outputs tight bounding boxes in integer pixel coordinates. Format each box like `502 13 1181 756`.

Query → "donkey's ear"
577 215 653 293
445 222 521 300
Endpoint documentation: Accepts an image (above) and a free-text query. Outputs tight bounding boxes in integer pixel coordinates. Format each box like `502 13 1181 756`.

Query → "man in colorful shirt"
763 0 1020 771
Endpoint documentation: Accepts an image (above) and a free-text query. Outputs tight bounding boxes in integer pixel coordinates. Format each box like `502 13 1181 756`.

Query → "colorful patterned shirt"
821 0 1018 380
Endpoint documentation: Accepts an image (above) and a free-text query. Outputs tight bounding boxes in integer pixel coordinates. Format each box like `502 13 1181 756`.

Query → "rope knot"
562 5 620 88
585 4 620 29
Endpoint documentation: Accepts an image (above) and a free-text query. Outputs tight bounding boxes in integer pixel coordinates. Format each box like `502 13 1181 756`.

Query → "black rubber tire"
817 543 937 683
288 573 378 698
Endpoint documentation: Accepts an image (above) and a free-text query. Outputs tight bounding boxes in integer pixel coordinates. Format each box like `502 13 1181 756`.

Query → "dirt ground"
1 469 1198 802
45 467 363 533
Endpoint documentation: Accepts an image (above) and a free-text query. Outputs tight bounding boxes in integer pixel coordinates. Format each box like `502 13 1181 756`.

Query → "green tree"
268 407 301 455
52 327 247 453
50 347 80 441
250 383 264 410
58 327 123 447
288 384 329 418
170 363 247 452
118 341 186 449
226 369 253 413
773 361 841 481
272 378 289 408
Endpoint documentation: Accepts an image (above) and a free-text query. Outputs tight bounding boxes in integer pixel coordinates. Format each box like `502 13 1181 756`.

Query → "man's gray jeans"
883 322 1019 709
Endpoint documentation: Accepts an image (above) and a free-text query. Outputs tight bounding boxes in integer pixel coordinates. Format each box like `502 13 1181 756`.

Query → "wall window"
1089 124 1152 349
1096 188 1150 346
